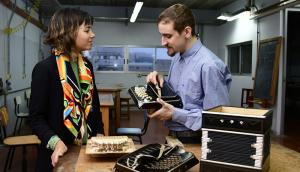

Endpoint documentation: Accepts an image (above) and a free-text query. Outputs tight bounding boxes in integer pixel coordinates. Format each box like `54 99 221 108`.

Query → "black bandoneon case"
200 106 272 172
128 82 183 109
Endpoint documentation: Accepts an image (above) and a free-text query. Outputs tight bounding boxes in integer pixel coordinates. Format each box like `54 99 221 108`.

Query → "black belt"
169 130 202 138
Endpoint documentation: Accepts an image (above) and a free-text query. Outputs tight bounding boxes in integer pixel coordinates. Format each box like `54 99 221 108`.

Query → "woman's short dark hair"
44 8 93 52
157 4 196 36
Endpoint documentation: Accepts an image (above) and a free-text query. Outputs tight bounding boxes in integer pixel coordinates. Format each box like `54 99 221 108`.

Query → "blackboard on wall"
253 37 282 105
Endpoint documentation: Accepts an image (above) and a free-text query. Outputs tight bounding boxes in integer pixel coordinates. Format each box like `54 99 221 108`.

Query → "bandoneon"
200 106 272 172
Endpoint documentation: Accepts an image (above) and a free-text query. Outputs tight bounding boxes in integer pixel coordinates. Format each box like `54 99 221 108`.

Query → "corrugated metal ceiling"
57 0 236 10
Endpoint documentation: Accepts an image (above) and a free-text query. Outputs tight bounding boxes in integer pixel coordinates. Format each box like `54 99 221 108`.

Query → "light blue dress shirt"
165 39 232 131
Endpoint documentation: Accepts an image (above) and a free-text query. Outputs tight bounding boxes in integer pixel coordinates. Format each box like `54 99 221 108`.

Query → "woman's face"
75 22 95 52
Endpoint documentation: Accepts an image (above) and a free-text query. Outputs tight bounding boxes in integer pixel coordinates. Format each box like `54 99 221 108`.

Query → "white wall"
0 0 287 135
208 0 283 134
91 2 284 135
93 22 160 46
202 25 218 59
92 22 229 98
211 17 257 107
92 22 161 98
0 2 42 135
203 0 258 107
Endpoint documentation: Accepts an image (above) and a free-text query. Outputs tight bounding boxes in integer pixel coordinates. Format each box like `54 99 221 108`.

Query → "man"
146 4 232 143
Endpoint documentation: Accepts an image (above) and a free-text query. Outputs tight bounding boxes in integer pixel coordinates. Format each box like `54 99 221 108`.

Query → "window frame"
127 46 156 73
228 41 252 76
87 45 172 74
87 45 126 73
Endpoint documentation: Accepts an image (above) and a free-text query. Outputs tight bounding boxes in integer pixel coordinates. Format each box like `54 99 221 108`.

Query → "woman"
29 8 104 171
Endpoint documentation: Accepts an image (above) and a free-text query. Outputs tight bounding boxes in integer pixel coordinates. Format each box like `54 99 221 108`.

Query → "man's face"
158 21 187 57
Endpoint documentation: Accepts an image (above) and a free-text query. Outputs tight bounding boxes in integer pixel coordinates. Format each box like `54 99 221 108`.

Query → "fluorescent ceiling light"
280 0 296 6
227 10 250 21
217 8 251 22
217 13 231 20
130 1 143 23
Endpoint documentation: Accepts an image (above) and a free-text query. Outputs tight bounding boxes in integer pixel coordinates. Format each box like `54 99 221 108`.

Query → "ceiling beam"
0 0 47 31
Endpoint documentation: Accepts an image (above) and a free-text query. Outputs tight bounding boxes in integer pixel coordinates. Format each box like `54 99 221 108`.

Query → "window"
228 41 252 75
86 46 124 71
85 45 172 73
128 47 154 72
155 48 172 72
228 46 239 73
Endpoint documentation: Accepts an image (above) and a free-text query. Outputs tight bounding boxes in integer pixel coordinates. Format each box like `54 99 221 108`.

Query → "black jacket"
29 55 104 171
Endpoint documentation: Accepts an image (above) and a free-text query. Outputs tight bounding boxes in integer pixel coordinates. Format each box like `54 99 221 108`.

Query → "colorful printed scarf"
53 48 94 139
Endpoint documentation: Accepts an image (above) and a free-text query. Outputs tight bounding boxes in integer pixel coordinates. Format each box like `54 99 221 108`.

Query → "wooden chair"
0 106 8 142
116 111 150 144
0 106 40 172
120 97 131 119
241 88 270 108
14 96 29 135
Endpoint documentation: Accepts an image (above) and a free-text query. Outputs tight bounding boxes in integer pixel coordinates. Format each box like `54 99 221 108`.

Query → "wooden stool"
120 97 130 119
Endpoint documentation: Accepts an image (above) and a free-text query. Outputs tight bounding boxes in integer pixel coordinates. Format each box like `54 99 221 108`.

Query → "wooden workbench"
54 144 201 172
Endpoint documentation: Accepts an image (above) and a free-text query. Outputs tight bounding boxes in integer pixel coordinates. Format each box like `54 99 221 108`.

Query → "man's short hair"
157 4 196 36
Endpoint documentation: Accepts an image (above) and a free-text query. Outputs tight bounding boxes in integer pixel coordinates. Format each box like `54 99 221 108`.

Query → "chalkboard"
253 37 282 105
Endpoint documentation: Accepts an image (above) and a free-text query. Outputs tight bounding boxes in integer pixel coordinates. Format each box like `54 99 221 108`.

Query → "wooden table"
98 87 122 132
99 93 114 136
54 144 200 172
53 142 300 172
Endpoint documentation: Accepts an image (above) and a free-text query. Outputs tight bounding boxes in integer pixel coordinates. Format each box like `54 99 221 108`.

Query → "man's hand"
51 140 68 167
148 98 174 121
146 71 164 88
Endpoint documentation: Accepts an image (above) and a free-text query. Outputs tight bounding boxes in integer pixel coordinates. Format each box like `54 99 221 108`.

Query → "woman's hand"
51 140 68 167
